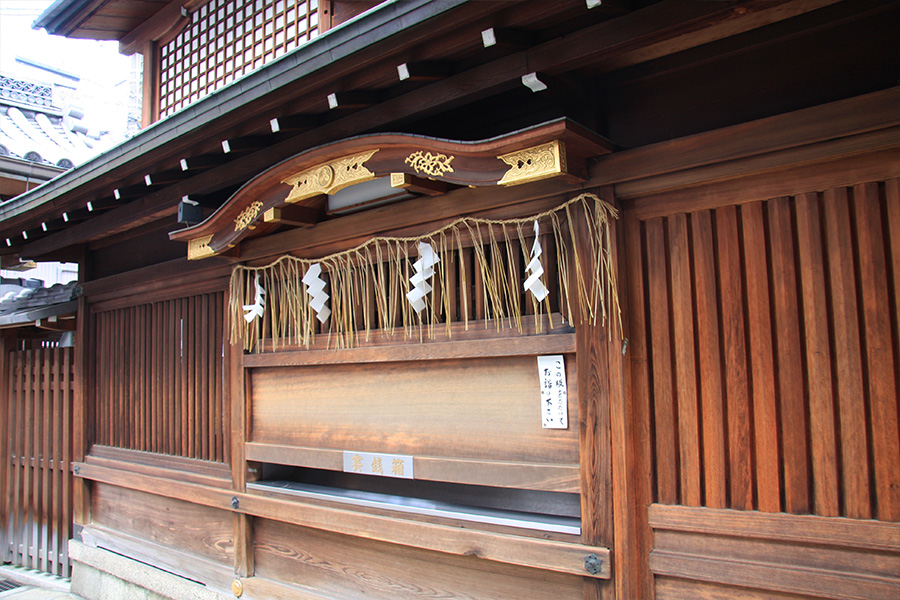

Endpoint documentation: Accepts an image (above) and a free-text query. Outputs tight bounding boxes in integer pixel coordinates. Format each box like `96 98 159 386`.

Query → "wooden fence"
0 347 74 577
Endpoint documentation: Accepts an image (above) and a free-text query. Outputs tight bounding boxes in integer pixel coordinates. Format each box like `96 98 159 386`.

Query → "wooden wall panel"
91 483 233 566
626 175 900 519
249 355 578 465
253 517 583 600
92 292 226 462
649 505 900 600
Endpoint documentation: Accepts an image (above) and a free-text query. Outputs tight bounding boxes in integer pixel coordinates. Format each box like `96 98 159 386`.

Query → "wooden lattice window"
158 0 324 118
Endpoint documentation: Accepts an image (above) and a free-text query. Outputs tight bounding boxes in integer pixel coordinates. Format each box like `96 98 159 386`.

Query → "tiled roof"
0 280 78 326
0 74 116 169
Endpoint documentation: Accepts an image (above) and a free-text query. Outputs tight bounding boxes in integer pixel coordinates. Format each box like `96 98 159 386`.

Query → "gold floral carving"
405 151 455 177
187 235 214 260
282 150 379 203
234 201 265 231
497 140 566 186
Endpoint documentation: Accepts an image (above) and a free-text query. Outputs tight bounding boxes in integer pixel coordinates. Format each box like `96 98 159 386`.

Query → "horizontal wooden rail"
73 462 610 579
245 442 580 493
244 332 576 367
649 505 900 600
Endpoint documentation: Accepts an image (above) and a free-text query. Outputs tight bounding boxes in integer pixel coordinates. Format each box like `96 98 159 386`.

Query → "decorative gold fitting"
405 150 455 177
497 140 566 186
234 201 264 232
282 149 379 204
187 234 214 260
231 579 243 597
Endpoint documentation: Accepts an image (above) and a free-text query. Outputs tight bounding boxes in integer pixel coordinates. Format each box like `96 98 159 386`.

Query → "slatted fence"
0 347 74 577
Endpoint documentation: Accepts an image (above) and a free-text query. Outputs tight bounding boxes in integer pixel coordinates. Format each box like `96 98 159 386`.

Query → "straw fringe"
229 193 621 351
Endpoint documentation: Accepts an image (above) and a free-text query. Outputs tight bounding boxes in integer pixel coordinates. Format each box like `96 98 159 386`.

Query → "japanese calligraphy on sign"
537 354 568 429
342 451 414 479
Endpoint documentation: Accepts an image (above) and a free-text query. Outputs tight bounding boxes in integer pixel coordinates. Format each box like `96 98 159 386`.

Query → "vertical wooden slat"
216 292 223 461
741 201 780 513
690 210 727 509
11 351 23 564
768 196 809 514
716 205 753 511
23 350 35 568
61 346 72 577
667 213 701 507
795 191 839 517
0 335 11 563
51 348 62 576
853 182 900 521
624 209 654 599
50 348 60 576
40 347 51 572
201 294 211 460
822 186 870 519
645 217 677 504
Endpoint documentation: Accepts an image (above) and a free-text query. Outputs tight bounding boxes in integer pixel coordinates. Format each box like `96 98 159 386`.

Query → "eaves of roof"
0 299 77 328
4 0 466 227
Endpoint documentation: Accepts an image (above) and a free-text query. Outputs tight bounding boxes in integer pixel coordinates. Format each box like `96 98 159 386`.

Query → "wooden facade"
3 1 899 598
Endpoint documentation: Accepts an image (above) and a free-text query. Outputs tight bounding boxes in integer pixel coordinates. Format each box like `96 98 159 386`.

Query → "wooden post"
572 190 615 600
73 295 90 528
228 313 255 576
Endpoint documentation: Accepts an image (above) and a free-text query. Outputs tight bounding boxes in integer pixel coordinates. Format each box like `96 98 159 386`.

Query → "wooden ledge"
74 461 610 579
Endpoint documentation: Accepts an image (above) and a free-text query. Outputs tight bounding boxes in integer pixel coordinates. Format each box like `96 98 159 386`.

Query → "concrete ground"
0 586 85 600
0 566 84 600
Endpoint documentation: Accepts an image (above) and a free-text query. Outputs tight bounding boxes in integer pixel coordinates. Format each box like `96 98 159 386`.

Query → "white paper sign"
538 354 568 429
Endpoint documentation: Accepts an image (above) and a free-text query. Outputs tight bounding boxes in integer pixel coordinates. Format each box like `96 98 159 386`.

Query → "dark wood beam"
481 27 533 50
397 62 449 82
144 169 185 187
269 114 321 133
222 136 273 154
180 154 228 172
327 91 380 110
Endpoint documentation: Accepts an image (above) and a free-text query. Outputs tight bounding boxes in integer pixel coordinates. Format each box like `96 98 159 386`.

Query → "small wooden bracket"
390 173 448 196
263 205 323 227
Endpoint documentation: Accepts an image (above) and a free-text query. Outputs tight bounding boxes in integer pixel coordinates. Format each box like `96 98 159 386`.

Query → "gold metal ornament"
282 149 378 203
405 150 455 177
234 201 265 232
231 579 243 597
187 234 214 260
497 140 566 185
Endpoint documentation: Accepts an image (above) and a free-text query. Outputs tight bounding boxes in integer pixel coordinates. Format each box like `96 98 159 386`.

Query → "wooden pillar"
228 327 255 578
141 41 160 128
573 188 617 600
73 297 90 527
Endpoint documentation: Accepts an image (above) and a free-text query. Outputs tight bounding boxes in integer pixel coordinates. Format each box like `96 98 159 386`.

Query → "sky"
0 0 137 139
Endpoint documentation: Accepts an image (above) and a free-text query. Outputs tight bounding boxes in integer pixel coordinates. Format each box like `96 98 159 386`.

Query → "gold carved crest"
405 151 455 177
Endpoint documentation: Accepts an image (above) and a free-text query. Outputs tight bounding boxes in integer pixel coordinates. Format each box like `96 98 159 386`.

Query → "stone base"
68 542 230 600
